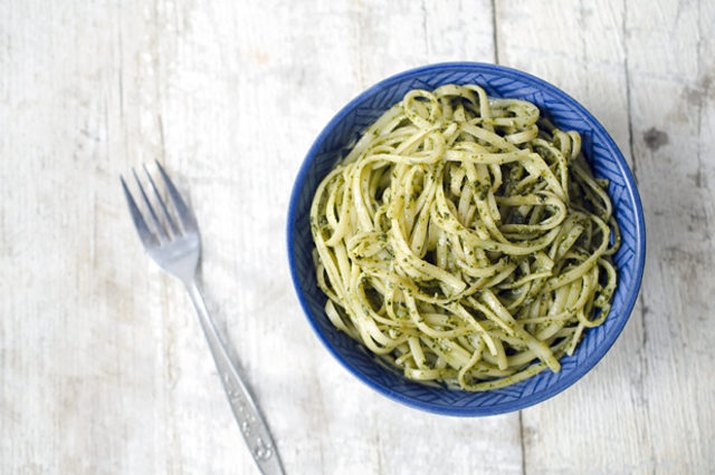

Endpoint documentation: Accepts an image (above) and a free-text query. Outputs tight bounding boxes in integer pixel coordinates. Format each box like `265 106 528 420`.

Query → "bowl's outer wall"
288 63 646 416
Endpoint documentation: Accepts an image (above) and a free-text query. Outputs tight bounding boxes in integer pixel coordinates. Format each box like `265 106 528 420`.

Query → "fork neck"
185 279 205 311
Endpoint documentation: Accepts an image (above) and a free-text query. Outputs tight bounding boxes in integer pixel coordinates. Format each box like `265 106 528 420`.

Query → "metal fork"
121 162 285 475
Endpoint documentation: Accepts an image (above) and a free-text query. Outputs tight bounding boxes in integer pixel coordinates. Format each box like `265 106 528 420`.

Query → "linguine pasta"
310 85 618 391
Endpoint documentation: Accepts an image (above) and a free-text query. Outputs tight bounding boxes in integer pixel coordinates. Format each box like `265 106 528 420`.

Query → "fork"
121 162 285 475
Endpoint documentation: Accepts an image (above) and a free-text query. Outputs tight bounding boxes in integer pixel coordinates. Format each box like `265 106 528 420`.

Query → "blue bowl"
287 62 646 416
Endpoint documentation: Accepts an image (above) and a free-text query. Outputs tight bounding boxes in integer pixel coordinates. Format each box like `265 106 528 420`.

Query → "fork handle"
186 281 285 475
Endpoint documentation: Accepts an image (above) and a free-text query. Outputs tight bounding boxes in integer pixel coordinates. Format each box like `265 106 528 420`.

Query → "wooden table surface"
2 1 713 473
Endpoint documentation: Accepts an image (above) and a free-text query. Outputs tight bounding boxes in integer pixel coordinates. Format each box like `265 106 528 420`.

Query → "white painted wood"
623 0 715 471
1 0 713 473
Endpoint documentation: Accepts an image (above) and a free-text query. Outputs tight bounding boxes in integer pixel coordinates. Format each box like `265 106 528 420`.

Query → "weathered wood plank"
0 1 163 474
624 0 715 471
156 1 517 472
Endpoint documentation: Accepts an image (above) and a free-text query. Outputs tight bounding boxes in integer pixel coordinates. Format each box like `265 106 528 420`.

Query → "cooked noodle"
310 84 618 391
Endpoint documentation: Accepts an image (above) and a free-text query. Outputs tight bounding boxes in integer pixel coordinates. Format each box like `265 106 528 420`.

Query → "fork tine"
155 160 198 232
120 176 160 248
143 163 180 237
132 168 168 241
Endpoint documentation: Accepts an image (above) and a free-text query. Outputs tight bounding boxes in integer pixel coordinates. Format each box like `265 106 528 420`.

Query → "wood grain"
1 0 713 473
624 0 715 471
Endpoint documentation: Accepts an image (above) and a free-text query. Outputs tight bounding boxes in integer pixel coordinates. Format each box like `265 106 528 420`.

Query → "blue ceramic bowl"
287 62 646 416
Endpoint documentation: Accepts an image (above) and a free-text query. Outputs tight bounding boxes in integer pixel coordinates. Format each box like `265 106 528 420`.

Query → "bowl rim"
287 61 646 416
